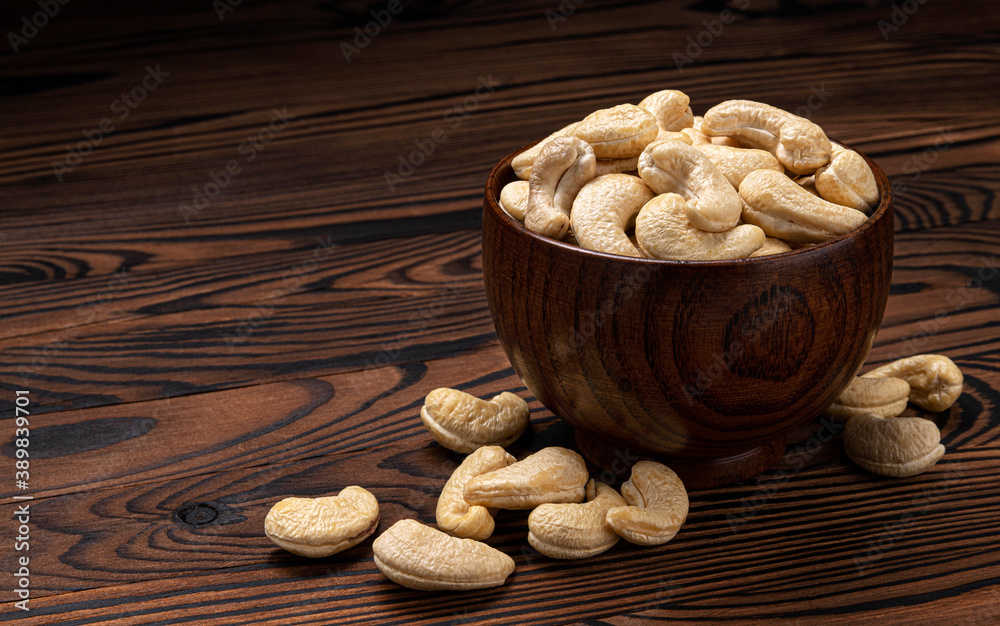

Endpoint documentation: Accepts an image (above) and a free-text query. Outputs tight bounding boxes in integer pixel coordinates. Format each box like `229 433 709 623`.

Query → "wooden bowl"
481 144 894 489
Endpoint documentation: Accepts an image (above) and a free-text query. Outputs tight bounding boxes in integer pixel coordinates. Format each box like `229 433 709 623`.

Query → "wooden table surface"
2 0 999 623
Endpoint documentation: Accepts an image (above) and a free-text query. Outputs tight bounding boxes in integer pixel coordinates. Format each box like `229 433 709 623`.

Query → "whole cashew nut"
570 173 655 257
264 486 379 557
638 90 694 132
638 140 743 232
436 446 516 540
814 143 880 211
702 100 832 175
463 446 588 510
420 388 530 453
512 121 581 180
571 103 659 159
527 479 627 559
606 461 688 546
635 193 765 261
739 169 868 242
684 121 784 188
499 180 529 222
372 519 515 591
863 354 964 412
843 414 945 478
525 136 596 239
825 376 911 423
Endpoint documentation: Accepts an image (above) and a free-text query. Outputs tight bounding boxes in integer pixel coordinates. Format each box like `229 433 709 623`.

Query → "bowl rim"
484 139 893 266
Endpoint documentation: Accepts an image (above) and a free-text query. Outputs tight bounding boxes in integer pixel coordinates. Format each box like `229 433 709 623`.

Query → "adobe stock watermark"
890 127 956 197
179 107 295 223
383 74 500 192
213 0 242 21
853 464 961 574
673 0 750 72
545 0 585 31
222 235 340 351
51 65 169 181
877 0 931 41
7 0 70 53
340 0 412 63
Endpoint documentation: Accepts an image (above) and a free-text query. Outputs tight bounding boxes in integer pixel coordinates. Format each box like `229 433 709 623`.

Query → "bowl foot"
573 429 787 490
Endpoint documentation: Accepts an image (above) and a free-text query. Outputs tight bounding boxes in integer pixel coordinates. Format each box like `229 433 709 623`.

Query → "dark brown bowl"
482 144 894 489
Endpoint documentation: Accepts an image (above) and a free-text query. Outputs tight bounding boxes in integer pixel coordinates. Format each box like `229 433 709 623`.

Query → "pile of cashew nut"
500 91 880 260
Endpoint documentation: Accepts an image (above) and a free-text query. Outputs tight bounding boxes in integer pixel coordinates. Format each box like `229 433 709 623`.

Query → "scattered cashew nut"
843 413 945 477
499 180 529 221
739 169 868 242
638 90 694 132
571 173 655 257
606 461 688 546
825 376 911 423
464 446 588 509
638 140 742 232
372 519 515 591
702 100 832 175
814 143 880 211
527 479 627 559
264 486 379 558
436 446 516 540
571 103 659 159
635 193 765 261
525 136 596 239
863 354 964 412
420 388 529 453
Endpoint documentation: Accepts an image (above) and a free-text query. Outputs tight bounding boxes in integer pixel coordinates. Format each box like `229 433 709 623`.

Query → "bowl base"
573 429 787 490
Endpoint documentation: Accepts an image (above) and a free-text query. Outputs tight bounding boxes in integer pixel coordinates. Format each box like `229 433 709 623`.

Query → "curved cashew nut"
739 169 868 242
570 173 655 257
571 104 659 159
436 446 516 540
684 124 783 189
525 136 596 239
512 121 581 180
420 388 529 453
825 376 911 423
605 461 688 546
638 140 742 232
527 479 627 559
499 180 529 222
264 486 379 557
372 519 515 591
749 237 792 257
635 193 765 261
638 90 694 132
463 446 588 510
843 414 945 477
815 143 880 211
702 100 832 175
863 354 964 412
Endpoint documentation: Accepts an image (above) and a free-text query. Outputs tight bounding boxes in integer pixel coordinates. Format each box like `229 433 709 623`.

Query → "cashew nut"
420 388 529 453
594 156 640 176
748 237 792 257
638 140 742 232
512 121 581 180
739 169 868 242
635 193 765 261
825 376 911 423
499 180 529 222
570 173 655 257
605 461 688 546
863 354 964 412
702 100 832 175
571 104 659 159
655 129 693 144
527 479 627 559
814 143 879 211
372 519 515 591
436 446 516 540
843 414 945 478
638 90 694 132
690 116 741 147
684 122 784 188
264 486 379 557
524 136 596 239
463 446 588 510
